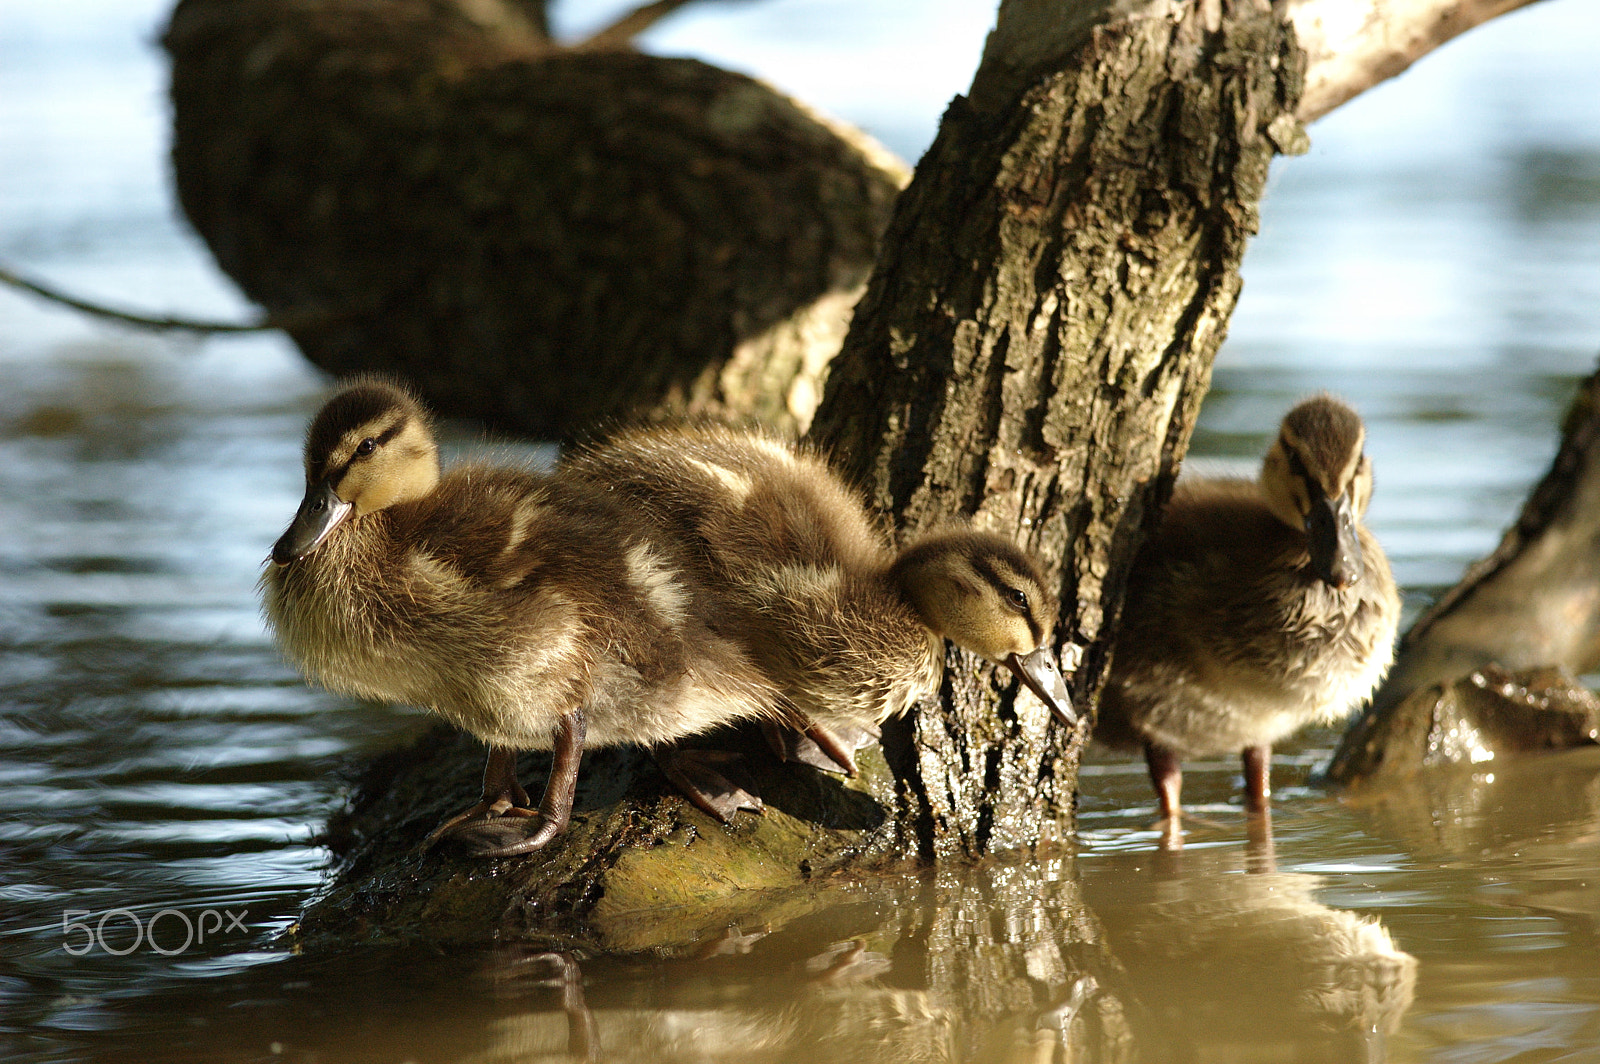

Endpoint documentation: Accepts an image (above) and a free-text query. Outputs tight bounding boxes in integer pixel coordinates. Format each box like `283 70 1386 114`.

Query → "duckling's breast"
261 517 589 748
262 532 463 706
1104 496 1400 757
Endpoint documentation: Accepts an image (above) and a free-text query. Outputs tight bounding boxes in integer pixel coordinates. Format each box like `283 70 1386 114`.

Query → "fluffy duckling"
1097 395 1400 824
567 424 1075 773
261 379 783 856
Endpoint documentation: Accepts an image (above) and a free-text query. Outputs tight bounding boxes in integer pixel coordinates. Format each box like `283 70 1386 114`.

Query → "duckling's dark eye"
355 438 377 458
1005 587 1029 612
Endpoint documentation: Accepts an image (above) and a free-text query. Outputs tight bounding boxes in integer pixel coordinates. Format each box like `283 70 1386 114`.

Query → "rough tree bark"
809 0 1304 859
164 0 907 438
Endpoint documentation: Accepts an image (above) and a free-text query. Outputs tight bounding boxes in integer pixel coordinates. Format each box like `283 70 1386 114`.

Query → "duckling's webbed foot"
424 745 538 849
430 714 587 858
761 721 879 777
655 747 763 823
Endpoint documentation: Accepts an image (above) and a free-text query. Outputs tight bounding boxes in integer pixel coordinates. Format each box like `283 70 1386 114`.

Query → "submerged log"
1333 363 1600 782
1373 364 1600 710
163 0 907 438
1329 664 1600 785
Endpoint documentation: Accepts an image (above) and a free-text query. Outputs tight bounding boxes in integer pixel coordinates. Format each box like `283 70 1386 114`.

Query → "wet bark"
1329 664 1600 784
163 0 907 438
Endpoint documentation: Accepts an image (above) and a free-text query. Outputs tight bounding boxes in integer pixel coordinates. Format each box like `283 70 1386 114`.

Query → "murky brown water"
5 1 1600 1061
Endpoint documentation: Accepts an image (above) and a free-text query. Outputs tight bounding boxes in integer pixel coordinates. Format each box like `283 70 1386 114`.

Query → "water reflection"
1080 845 1417 1064
1353 747 1600 875
29 864 1128 1063
9 841 1437 1063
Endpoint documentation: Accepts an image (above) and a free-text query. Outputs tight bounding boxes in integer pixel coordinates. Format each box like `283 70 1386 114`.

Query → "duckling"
1097 395 1400 825
566 424 1075 772
261 379 784 856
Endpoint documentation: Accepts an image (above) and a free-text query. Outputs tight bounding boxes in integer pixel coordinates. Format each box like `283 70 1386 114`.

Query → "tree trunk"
809 0 1304 859
163 0 907 439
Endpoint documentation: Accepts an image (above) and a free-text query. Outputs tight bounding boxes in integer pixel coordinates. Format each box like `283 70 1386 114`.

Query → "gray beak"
272 478 353 565
1306 490 1363 589
1006 646 1077 729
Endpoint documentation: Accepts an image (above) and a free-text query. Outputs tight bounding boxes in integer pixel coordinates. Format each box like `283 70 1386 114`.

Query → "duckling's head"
891 531 1076 727
1260 395 1373 588
271 378 439 565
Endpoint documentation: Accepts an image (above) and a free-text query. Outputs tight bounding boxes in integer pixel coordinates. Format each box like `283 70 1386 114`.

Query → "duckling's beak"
272 478 353 565
1305 489 1363 589
1005 647 1077 728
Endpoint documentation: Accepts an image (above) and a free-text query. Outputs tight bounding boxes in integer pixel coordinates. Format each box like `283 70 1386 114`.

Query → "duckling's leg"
1241 744 1272 817
477 710 588 857
1144 743 1183 823
761 721 877 776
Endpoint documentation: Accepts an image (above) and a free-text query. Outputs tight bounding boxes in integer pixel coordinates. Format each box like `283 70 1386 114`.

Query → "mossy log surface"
299 725 901 952
164 0 907 438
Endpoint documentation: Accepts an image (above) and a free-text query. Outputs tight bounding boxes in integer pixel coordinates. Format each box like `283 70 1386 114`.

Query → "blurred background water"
2 1 1599 1061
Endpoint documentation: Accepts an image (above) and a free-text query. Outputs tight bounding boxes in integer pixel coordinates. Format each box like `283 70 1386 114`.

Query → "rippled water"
4 1 1600 1061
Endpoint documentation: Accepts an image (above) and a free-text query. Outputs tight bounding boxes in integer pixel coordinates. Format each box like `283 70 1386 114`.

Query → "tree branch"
974 0 1544 125
576 0 721 50
1284 0 1544 122
0 262 353 335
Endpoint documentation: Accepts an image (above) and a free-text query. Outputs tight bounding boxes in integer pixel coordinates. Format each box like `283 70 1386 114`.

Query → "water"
3 0 1600 1060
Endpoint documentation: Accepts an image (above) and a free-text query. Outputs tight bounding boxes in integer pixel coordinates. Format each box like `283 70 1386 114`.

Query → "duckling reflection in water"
1097 395 1400 827
1081 848 1417 1059
567 424 1075 783
262 379 787 855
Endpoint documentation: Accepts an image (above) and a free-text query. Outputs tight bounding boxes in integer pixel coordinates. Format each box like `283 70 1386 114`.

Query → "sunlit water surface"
3 1 1600 1061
